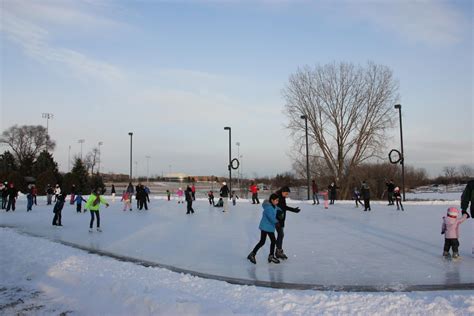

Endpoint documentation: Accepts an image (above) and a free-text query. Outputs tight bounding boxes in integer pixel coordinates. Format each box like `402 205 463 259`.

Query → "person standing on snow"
52 193 66 226
360 181 371 212
249 182 260 204
1 182 8 209
328 182 337 205
6 182 18 212
176 187 184 204
247 193 282 264
126 182 134 210
220 182 230 212
111 184 116 202
394 187 404 211
74 192 87 213
208 190 215 205
441 207 468 258
46 184 54 205
85 187 109 232
385 179 395 206
185 185 195 214
353 187 363 208
312 180 319 205
274 186 300 260
191 183 196 201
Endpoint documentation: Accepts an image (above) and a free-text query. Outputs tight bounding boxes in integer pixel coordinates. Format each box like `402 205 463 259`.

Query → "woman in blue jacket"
247 193 281 264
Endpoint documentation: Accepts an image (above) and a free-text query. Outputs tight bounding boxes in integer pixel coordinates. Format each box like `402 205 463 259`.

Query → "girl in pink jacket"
176 188 184 204
441 207 468 258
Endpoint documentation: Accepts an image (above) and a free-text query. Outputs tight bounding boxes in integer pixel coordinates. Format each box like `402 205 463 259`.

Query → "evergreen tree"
0 151 17 179
32 150 59 179
36 170 58 195
89 173 105 193
71 158 90 194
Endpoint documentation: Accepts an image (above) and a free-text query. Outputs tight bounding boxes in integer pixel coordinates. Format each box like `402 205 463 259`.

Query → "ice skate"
89 228 93 233
275 249 288 260
97 227 102 232
452 252 460 259
268 254 280 264
247 252 256 264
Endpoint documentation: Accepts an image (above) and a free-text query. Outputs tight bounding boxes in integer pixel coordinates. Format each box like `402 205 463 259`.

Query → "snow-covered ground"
1 195 473 315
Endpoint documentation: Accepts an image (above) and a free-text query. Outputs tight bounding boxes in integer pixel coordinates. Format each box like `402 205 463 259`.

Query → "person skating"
249 182 260 204
441 207 468 258
312 180 320 205
111 184 116 202
166 189 171 201
74 192 87 213
1 182 8 209
220 182 229 212
247 193 282 264
52 193 66 226
135 183 140 209
69 184 76 205
126 182 134 210
360 181 371 211
460 180 473 257
26 184 34 212
137 184 149 210
208 190 215 205
231 191 239 206
31 184 37 205
352 187 363 208
191 183 196 201
85 187 109 232
385 179 395 205
177 187 184 204
214 197 224 207
185 185 195 214
394 187 404 211
328 182 337 205
121 190 132 211
275 186 300 259
46 184 54 205
54 184 61 202
6 183 18 212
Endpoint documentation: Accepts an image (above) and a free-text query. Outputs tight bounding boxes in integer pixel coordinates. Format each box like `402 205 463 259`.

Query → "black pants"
1 197 6 209
396 199 403 210
209 197 214 205
355 198 363 207
6 197 15 211
47 194 53 205
33 196 37 205
186 200 194 214
76 204 82 213
444 238 459 253
388 192 394 205
276 225 285 250
252 230 276 255
330 194 336 204
313 193 319 204
52 210 62 225
192 192 195 200
90 211 100 228
139 199 148 210
364 199 371 211
252 193 260 204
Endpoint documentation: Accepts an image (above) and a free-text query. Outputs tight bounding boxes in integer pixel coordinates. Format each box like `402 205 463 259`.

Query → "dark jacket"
328 184 337 199
386 182 395 193
461 180 474 216
185 187 193 202
360 183 370 199
220 185 229 198
7 187 18 199
275 190 300 227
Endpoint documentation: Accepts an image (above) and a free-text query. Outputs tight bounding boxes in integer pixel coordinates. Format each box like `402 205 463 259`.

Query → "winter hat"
394 187 400 192
281 186 291 193
222 182 226 185
447 207 458 218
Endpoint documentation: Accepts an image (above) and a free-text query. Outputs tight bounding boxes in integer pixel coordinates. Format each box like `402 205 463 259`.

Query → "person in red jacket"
249 182 260 204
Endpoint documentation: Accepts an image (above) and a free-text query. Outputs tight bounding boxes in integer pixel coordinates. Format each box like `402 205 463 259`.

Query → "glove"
461 210 470 218
441 228 445 235
294 207 301 213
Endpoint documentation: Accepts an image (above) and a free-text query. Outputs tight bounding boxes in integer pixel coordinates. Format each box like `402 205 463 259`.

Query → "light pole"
42 113 54 135
224 126 232 194
394 104 406 201
135 161 138 181
78 139 85 160
146 155 151 184
128 132 133 181
236 141 240 192
98 141 103 174
300 115 310 200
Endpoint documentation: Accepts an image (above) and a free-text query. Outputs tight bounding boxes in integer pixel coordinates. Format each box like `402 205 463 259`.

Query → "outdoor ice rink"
1 195 473 292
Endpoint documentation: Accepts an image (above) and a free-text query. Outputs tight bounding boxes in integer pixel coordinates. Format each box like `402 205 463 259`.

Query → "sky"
1 0 472 178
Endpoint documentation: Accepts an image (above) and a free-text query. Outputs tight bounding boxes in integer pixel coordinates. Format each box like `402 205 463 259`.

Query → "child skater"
166 190 171 201
176 187 184 204
394 187 404 211
52 193 66 226
208 191 215 205
85 187 109 232
74 192 87 213
352 187 363 208
231 190 239 206
247 193 281 264
121 190 132 211
441 207 468 258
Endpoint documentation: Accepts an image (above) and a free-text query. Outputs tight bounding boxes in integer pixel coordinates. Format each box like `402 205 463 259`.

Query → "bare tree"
443 166 457 180
283 62 399 197
458 165 473 179
0 125 55 171
84 147 99 174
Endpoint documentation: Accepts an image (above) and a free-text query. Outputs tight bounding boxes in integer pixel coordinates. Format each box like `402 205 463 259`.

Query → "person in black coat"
220 182 230 212
6 183 18 212
185 185 195 214
385 179 395 205
136 184 149 210
328 182 337 204
274 186 300 259
1 182 8 209
52 193 66 226
461 180 474 218
360 181 371 211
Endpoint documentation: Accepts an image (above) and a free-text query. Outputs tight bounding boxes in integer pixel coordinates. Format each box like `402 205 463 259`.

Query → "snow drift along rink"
1 228 473 315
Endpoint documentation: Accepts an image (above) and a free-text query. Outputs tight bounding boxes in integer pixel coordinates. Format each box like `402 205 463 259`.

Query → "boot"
452 252 459 259
247 252 256 264
275 249 288 260
268 254 280 264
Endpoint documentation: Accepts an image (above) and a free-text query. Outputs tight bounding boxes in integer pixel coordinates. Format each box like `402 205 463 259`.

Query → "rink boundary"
3 226 474 293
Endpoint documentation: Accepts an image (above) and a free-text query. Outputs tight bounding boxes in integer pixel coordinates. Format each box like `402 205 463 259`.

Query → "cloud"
345 0 470 46
1 1 125 83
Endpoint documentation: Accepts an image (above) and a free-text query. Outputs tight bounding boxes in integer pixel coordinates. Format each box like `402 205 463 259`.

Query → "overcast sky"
1 0 472 178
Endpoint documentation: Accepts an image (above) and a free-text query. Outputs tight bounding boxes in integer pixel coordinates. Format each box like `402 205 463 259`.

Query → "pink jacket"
177 189 184 197
442 214 468 239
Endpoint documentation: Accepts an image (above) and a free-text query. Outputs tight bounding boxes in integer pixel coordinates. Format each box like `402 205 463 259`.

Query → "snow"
1 195 474 315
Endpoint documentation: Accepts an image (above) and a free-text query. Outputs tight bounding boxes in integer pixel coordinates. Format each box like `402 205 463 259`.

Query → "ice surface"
1 195 473 291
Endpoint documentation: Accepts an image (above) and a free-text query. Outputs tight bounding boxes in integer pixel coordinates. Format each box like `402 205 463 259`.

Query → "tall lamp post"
224 126 232 194
300 115 310 200
394 104 405 201
236 141 240 193
98 141 103 174
42 113 54 135
78 139 85 160
128 132 133 181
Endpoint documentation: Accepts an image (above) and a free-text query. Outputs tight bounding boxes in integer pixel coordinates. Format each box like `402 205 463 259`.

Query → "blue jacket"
259 200 280 233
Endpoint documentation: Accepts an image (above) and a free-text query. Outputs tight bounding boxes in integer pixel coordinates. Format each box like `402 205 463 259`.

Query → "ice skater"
220 182 229 212
328 182 337 205
74 192 87 213
247 193 282 264
26 184 34 212
249 182 260 204
231 190 239 206
121 190 132 211
52 193 66 226
177 187 184 204
275 186 300 260
360 181 371 211
352 187 363 208
208 190 215 205
5 182 18 212
85 187 109 232
166 189 171 201
111 184 116 202
394 187 404 211
185 185 195 214
441 207 468 259
312 180 319 205
460 180 473 257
